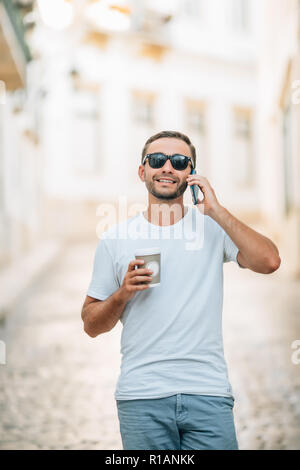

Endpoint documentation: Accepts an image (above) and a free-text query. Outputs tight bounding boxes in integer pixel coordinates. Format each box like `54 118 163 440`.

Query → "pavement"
0 241 299 450
0 240 62 320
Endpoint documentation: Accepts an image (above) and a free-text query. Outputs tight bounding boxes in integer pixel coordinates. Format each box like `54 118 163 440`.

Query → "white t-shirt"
87 205 243 401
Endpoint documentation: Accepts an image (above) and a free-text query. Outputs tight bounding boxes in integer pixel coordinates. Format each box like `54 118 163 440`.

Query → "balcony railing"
0 0 32 89
1 0 31 61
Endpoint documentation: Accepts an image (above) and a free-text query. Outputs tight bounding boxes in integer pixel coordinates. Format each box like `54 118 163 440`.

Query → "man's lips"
155 178 177 184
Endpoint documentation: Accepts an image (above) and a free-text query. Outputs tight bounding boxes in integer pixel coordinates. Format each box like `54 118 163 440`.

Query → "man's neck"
143 202 188 227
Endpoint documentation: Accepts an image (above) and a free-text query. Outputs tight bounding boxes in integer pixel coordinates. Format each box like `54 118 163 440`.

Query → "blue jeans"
116 394 239 450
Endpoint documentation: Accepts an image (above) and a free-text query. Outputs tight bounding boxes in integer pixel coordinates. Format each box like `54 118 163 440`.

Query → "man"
81 130 281 450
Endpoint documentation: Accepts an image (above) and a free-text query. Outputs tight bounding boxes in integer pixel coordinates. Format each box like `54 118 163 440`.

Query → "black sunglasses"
142 152 194 171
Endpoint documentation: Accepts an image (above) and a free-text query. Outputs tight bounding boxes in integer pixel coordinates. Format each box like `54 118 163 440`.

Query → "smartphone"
190 169 200 205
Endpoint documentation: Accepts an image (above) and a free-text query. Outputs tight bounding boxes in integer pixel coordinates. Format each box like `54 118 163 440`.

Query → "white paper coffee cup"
135 247 161 287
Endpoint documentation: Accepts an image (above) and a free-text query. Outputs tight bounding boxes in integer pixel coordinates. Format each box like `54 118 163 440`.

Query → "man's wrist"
208 203 226 222
115 287 130 305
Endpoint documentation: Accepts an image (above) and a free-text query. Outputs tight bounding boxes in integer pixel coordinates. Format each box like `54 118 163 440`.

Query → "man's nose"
161 159 174 172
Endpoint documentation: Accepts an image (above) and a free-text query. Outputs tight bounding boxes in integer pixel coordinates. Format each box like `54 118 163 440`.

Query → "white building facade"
257 0 300 277
34 0 261 240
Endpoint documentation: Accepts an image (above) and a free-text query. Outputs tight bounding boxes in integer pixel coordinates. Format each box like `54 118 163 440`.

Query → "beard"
145 179 188 200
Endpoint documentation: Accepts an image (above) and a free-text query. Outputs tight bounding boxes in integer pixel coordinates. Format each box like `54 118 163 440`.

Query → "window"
283 102 293 215
185 99 207 174
132 90 155 127
231 0 250 33
0 106 3 211
186 103 205 135
298 0 300 46
232 108 253 187
0 105 5 266
130 90 156 182
71 88 101 174
0 80 5 105
183 0 203 19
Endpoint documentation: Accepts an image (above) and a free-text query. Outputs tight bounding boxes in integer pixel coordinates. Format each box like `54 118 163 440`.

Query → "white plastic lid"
135 247 161 256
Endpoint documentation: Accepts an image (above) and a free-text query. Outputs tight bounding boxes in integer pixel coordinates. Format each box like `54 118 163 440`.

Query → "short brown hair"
141 130 196 168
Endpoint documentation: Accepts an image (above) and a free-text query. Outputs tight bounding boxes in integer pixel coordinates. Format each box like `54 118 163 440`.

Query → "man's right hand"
119 259 153 302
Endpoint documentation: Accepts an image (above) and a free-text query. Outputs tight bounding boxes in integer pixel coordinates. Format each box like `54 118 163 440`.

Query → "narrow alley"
0 241 299 450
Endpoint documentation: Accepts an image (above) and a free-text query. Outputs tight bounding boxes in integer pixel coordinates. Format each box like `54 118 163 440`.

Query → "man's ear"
138 165 145 182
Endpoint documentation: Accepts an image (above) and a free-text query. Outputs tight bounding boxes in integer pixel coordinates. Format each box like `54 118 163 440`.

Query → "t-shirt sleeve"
86 238 120 300
223 230 246 268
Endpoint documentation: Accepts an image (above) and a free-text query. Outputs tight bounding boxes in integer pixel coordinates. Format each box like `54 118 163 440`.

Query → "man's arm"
210 205 281 274
81 290 129 337
186 175 281 274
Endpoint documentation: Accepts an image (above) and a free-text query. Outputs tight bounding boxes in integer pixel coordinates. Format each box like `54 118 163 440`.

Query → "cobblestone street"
0 241 300 450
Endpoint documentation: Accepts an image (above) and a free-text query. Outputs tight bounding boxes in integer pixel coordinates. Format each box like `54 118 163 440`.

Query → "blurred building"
257 0 300 277
0 0 59 315
31 0 261 241
0 0 42 268
1 0 299 314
